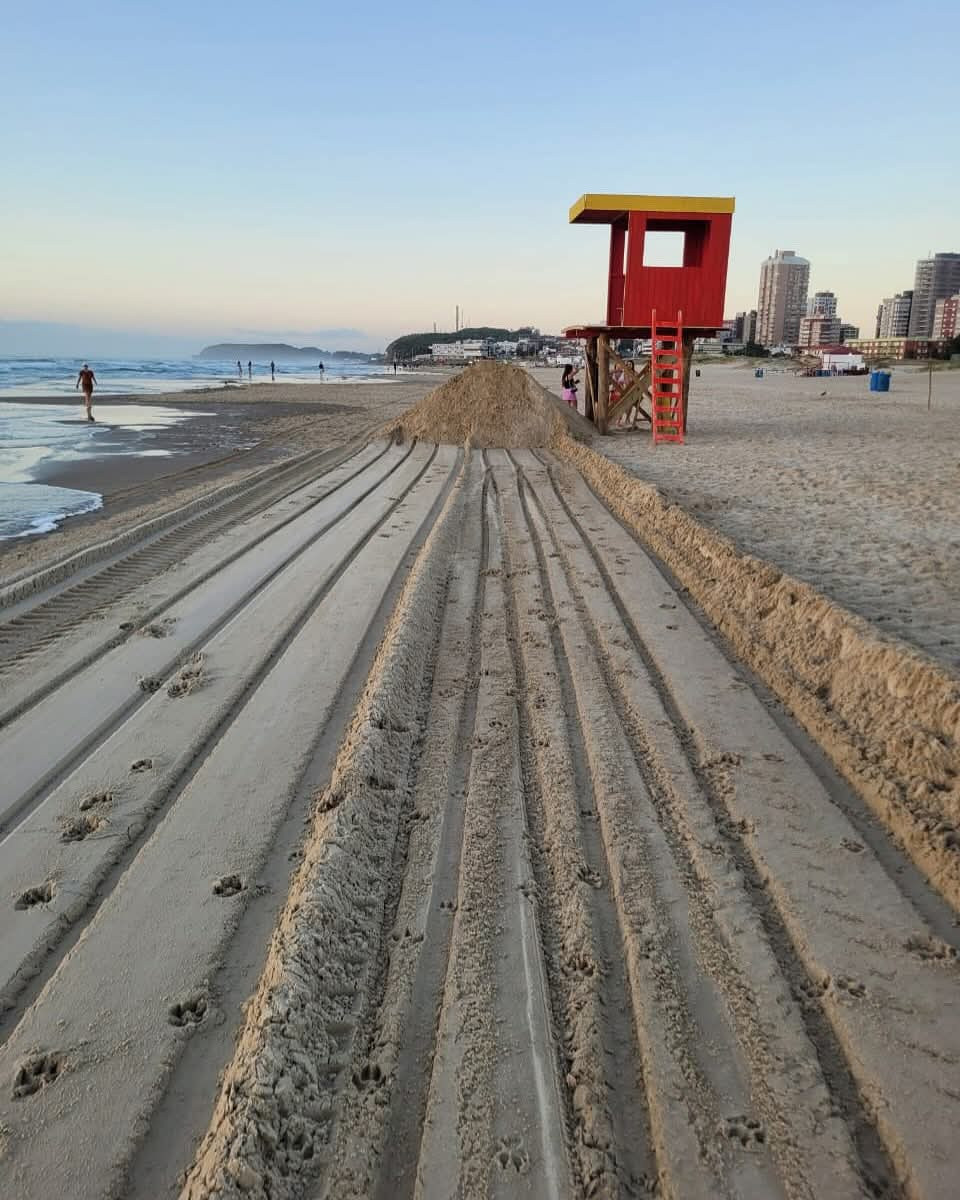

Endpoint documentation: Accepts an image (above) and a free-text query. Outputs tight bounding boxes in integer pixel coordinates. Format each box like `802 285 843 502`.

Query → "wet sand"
0 380 443 583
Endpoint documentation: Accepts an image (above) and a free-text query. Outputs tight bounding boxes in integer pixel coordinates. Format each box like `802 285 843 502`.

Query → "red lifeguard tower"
564 193 735 441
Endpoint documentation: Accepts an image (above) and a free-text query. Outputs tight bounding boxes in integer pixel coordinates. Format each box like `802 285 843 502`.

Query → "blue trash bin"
876 370 891 392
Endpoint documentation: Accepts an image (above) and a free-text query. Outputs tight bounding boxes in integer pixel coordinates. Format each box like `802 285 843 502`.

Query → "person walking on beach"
318 361 325 375
75 363 97 421
561 364 579 410
270 360 276 381
247 360 252 380
237 360 242 379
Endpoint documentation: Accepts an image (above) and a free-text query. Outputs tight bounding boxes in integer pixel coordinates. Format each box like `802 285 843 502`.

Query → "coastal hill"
197 343 379 362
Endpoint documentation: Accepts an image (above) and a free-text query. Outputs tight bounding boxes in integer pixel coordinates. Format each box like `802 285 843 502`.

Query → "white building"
429 340 491 361
813 346 865 372
877 291 913 338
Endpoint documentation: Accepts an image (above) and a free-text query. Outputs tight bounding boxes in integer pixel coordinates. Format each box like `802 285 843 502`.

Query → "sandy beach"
534 362 960 674
0 364 958 1199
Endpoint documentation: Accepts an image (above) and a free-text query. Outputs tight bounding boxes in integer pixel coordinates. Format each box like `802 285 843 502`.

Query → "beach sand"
533 362 960 673
1 365 959 1199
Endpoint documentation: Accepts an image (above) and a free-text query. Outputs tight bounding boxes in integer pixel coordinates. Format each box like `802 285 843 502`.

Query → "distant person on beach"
247 360 252 380
393 360 398 374
75 363 97 421
270 360 276 381
561 364 579 409
237 360 242 379
318 361 325 375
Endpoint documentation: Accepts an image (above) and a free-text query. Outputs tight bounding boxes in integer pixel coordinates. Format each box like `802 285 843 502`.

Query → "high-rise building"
808 291 838 318
877 291 913 338
757 250 810 346
741 309 758 344
798 315 841 347
933 294 960 340
839 323 860 343
908 253 960 337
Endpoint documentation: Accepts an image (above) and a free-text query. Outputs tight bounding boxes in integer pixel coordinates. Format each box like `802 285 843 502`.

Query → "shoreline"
0 377 442 578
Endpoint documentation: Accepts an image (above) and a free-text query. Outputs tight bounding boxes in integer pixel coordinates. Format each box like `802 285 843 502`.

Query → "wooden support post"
606 356 652 426
583 338 598 423
681 330 696 433
596 333 610 434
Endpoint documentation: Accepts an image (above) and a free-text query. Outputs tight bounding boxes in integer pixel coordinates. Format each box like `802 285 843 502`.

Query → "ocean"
0 355 389 398
0 355 390 543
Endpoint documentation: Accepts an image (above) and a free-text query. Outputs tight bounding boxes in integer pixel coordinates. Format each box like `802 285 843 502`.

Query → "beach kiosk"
564 193 735 441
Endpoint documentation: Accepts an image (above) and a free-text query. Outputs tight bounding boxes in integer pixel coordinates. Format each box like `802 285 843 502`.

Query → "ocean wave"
0 483 103 540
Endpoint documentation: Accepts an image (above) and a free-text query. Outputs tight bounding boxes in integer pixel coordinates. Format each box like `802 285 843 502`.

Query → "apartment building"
808 291 837 317
877 291 913 338
757 250 810 346
908 253 960 337
932 294 960 340
846 337 949 361
798 314 841 348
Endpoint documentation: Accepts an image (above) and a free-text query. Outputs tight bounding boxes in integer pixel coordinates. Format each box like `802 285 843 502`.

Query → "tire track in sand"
316 452 488 1199
517 451 872 1199
533 451 960 1198
0 447 444 1038
412 459 570 1198
0 450 460 1200
493 451 658 1199
0 440 380 683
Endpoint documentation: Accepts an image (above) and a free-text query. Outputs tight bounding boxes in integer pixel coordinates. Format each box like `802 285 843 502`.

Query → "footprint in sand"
12 1052 62 1099
213 874 244 898
168 994 208 1028
59 813 103 842
15 881 55 910
79 791 112 812
495 1133 530 1174
721 1115 766 1148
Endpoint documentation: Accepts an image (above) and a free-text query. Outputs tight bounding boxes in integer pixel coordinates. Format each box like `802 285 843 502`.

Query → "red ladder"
651 310 685 444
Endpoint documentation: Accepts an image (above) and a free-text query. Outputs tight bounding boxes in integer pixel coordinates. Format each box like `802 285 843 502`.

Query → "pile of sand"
383 361 593 448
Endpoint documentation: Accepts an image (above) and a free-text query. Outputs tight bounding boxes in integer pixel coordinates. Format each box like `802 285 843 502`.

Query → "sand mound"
383 361 593 448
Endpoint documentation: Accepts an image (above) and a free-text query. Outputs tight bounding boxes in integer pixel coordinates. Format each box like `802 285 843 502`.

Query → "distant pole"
928 354 933 411
456 305 459 333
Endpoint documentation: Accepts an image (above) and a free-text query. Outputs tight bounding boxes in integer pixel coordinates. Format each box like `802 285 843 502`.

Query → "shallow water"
0 402 210 540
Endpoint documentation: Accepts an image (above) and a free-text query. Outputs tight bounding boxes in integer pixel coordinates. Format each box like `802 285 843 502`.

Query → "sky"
1 0 957 353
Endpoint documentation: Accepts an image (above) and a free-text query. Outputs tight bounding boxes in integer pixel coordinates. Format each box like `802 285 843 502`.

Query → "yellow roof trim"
569 193 736 222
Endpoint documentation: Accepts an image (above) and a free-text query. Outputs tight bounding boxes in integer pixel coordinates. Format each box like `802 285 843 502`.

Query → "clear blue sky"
1 0 956 351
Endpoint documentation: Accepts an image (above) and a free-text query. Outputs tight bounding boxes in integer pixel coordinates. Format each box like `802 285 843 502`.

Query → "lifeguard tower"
564 193 735 441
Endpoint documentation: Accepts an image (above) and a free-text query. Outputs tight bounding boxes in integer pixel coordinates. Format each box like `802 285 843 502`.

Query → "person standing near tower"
247 360 252 380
